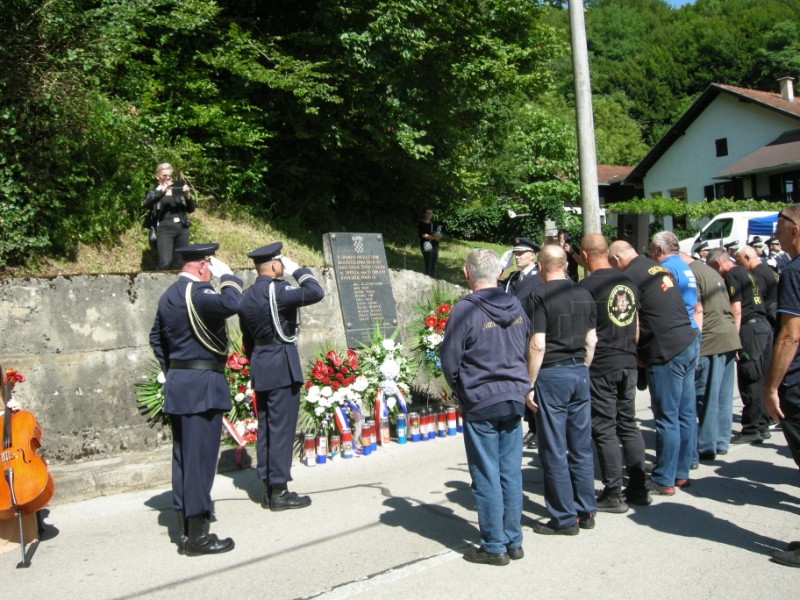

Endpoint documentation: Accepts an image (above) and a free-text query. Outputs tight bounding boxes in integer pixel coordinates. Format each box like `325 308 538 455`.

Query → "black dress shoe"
507 546 524 560
463 546 509 566
270 490 312 512
532 519 579 536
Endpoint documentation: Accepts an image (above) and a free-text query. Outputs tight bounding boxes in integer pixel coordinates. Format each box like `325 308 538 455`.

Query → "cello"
0 366 55 567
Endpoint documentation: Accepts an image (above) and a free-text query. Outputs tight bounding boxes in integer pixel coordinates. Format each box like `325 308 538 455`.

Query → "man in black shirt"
736 245 778 327
608 241 699 497
527 245 597 535
580 234 649 511
764 204 800 568
707 248 773 444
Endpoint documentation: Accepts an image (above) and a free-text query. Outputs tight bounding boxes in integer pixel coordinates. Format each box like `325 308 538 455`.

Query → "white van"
677 211 778 256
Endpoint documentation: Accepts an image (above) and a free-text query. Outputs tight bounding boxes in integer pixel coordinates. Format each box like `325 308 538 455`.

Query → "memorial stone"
323 233 399 348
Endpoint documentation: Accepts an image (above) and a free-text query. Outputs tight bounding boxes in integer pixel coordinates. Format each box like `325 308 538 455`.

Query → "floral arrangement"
300 348 369 437
358 326 415 423
411 288 462 380
224 345 257 446
134 328 257 446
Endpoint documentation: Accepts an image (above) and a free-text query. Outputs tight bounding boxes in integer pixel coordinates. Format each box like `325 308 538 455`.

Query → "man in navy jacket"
149 243 242 555
239 242 324 511
441 248 530 566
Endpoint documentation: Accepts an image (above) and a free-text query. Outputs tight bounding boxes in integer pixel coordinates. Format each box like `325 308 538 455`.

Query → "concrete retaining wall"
0 268 462 469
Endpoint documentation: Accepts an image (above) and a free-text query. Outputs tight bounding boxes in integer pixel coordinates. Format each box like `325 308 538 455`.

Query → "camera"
172 180 187 206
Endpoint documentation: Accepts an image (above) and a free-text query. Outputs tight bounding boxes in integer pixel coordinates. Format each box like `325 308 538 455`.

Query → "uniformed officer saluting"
149 243 243 556
238 243 325 511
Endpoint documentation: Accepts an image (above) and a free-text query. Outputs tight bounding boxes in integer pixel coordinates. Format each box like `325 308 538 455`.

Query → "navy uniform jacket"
239 268 325 391
499 269 543 304
149 273 243 415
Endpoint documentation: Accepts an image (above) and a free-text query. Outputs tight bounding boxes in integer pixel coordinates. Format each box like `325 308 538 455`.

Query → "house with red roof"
626 78 800 204
596 164 639 203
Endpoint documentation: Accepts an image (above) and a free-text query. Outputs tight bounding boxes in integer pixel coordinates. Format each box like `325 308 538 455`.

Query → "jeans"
535 364 596 528
648 333 700 486
463 415 523 554
695 351 736 459
590 367 647 495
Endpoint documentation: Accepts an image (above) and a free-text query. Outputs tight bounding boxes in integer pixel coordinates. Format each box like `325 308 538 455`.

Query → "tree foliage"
1 0 798 268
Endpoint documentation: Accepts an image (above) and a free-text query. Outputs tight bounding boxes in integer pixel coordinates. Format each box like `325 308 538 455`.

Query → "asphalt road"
3 392 800 599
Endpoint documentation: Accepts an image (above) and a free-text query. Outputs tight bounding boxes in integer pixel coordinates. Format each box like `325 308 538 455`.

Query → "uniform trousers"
737 318 773 436
255 384 301 485
779 383 800 468
589 367 647 495
170 410 223 518
535 363 596 528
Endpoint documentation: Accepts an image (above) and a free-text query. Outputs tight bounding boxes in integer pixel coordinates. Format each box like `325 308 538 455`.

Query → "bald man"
580 234 649 510
608 240 698 496
527 245 597 534
736 244 778 327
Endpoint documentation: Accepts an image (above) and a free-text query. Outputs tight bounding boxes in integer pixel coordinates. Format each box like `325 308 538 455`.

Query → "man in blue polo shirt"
609 240 698 497
765 204 800 568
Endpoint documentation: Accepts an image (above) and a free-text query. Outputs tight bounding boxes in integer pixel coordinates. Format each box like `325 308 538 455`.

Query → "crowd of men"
146 210 800 569
441 212 800 569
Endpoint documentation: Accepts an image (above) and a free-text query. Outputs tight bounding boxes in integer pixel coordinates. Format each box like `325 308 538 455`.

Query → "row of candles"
304 405 463 465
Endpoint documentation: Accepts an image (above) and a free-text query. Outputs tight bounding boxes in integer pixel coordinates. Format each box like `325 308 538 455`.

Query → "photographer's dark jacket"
143 183 195 227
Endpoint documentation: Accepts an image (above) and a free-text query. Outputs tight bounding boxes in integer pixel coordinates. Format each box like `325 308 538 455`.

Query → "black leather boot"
270 489 312 512
186 514 235 556
176 510 188 554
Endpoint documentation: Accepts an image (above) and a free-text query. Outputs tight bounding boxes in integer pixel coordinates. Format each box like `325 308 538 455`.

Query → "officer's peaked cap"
175 243 219 262
512 237 540 253
247 242 283 265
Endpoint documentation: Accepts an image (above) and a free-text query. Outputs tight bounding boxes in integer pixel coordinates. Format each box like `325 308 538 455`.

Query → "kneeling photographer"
142 162 196 270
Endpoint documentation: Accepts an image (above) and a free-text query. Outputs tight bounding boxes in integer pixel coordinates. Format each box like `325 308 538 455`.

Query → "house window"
668 188 687 201
715 138 728 157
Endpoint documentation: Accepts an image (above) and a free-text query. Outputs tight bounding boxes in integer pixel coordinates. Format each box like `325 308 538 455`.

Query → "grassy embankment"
15 207 508 286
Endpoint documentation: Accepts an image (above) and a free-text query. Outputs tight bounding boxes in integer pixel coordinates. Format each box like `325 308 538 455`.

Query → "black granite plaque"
323 233 399 348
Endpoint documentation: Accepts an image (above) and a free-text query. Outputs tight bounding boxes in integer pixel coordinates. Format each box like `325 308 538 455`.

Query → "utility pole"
568 0 601 235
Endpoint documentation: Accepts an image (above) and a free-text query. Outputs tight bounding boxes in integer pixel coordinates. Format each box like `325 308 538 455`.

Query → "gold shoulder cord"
185 282 228 356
